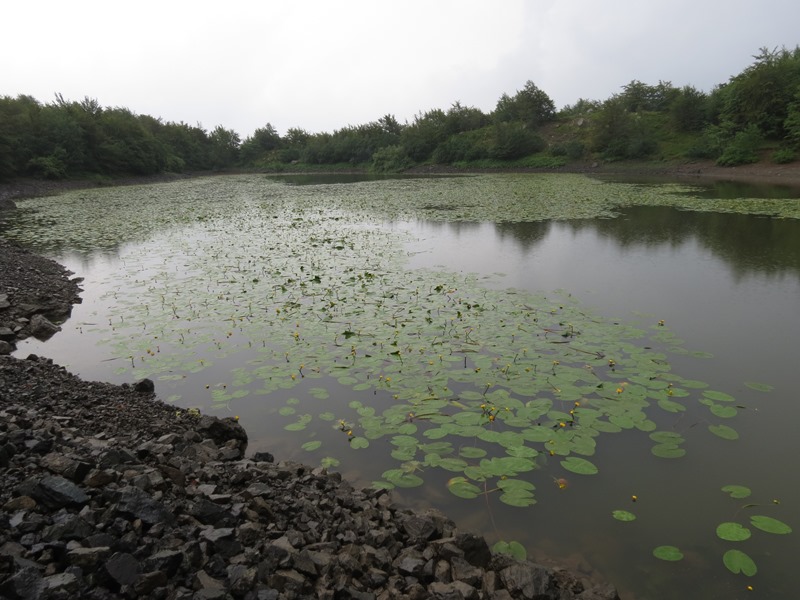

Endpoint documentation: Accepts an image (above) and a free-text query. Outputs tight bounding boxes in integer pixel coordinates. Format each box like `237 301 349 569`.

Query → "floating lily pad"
492 540 527 561
301 440 322 452
709 424 739 440
382 468 423 488
651 443 686 459
653 546 683 561
459 446 488 459
721 485 751 499
723 549 757 576
560 457 598 475
716 522 751 542
447 476 482 499
612 510 636 522
750 515 792 534
744 381 773 392
703 390 736 403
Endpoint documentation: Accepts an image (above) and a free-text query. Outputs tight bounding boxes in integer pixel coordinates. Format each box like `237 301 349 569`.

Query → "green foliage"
27 151 68 179
492 540 527 561
371 145 413 173
718 46 800 138
669 86 709 132
2 45 799 180
772 147 796 164
494 81 556 127
400 109 448 162
549 140 585 160
488 122 545 160
717 124 762 166
590 97 658 160
620 80 678 113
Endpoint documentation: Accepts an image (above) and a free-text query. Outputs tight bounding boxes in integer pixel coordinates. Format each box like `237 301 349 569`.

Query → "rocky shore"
0 244 621 598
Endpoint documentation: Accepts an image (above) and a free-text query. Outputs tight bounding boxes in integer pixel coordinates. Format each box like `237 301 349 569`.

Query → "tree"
493 81 555 127
669 85 708 132
718 45 800 138
240 123 282 164
400 109 448 161
208 125 241 169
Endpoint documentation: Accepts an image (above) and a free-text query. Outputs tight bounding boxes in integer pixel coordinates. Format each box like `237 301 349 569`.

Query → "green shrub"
717 125 762 166
371 145 413 173
550 141 585 160
27 154 67 179
772 147 796 164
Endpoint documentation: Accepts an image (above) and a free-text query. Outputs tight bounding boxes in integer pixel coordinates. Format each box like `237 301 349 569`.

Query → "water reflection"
411 206 800 281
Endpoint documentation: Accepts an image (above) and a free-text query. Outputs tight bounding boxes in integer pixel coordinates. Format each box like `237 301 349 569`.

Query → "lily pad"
716 522 751 542
750 515 792 534
723 549 757 576
709 424 739 440
560 457 598 475
612 510 636 522
744 381 773 392
721 485 751 499
651 443 686 459
301 440 322 452
492 540 527 561
447 476 482 499
653 546 683 561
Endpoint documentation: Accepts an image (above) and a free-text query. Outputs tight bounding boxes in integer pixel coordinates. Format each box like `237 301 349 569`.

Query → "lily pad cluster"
8 177 750 515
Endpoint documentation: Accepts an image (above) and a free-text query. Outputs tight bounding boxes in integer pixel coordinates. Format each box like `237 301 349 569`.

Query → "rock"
42 571 80 594
115 485 174 525
29 475 89 509
104 552 141 586
0 340 14 355
67 546 111 569
28 314 61 340
498 562 553 600
0 566 43 599
196 415 248 453
133 378 155 393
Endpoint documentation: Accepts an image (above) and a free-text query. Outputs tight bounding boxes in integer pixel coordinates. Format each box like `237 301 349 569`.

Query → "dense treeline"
1 45 799 182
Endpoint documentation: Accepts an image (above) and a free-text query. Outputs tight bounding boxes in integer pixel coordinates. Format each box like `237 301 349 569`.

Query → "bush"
550 141 585 160
717 125 762 166
371 145 413 173
27 154 67 179
489 123 545 160
772 147 796 164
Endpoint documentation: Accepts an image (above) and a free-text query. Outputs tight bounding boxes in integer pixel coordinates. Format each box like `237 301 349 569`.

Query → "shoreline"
0 244 620 597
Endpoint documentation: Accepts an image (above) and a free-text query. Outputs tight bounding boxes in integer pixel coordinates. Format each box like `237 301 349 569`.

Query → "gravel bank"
0 239 621 599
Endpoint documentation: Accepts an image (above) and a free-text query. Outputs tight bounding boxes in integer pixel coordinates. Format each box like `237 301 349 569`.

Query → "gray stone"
67 546 111 568
134 570 168 595
498 562 552 600
133 378 155 393
115 485 174 525
226 564 257 596
0 340 13 355
401 514 437 542
454 532 492 568
0 566 43 599
29 314 61 340
42 571 80 593
104 552 141 586
32 475 89 508
144 549 183 577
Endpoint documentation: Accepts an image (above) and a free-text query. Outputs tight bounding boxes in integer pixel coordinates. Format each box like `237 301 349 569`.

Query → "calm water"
6 174 799 599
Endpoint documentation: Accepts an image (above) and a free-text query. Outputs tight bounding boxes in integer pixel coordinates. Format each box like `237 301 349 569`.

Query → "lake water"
3 173 799 599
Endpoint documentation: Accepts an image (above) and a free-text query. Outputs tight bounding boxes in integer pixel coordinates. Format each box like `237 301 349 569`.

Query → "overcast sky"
3 1 798 139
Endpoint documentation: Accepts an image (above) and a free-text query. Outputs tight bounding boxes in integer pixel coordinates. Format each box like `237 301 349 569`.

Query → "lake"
3 173 799 599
